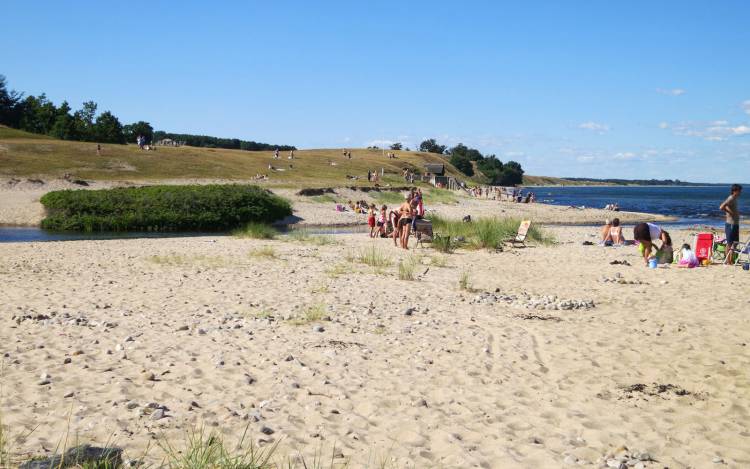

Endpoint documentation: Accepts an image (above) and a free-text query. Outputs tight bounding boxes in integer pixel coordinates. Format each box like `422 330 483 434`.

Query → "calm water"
0 225 367 243
528 185 748 226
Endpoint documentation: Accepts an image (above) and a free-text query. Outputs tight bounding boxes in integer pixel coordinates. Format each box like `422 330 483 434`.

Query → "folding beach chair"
729 234 750 265
694 232 714 263
414 218 434 248
505 220 532 248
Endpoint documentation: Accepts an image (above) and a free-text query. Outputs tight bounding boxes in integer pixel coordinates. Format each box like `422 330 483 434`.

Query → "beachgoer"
367 204 377 237
96 144 101 156
377 205 387 237
609 218 625 245
719 184 742 265
389 208 401 246
677 243 699 268
274 148 279 159
633 222 671 266
398 194 413 249
600 219 612 244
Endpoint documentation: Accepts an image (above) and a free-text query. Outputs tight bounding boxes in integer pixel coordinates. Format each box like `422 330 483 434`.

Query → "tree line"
417 138 524 186
0 75 295 151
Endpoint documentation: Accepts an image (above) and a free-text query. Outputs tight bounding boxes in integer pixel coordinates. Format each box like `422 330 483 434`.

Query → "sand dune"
2 227 748 468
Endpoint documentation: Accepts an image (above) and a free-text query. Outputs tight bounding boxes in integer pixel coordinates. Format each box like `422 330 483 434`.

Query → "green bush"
40 184 292 232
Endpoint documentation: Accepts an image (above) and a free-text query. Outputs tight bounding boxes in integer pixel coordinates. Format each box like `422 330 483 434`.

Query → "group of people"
136 135 151 150
627 184 743 267
604 203 620 211
273 149 294 160
356 188 426 249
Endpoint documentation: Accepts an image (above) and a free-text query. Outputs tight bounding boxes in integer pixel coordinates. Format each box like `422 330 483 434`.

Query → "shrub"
40 184 292 232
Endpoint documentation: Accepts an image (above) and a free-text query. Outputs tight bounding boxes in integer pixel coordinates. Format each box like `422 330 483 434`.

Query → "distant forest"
152 131 295 151
562 178 718 186
0 75 295 151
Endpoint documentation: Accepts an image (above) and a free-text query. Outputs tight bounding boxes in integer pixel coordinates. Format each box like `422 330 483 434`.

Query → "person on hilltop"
719 184 742 265
633 222 672 266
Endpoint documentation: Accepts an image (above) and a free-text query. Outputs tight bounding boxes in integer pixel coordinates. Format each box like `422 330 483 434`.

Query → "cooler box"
694 233 714 261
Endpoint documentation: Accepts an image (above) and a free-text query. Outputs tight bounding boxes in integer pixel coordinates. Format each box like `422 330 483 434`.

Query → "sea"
526 185 748 227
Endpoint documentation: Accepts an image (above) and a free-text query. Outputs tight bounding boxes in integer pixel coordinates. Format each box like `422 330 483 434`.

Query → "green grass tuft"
248 246 277 259
428 214 554 250
288 303 327 325
355 245 392 268
458 270 474 291
372 191 405 204
397 255 418 281
234 222 279 240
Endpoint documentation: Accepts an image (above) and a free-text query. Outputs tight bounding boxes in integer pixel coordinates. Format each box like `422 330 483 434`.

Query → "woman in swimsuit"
398 193 413 250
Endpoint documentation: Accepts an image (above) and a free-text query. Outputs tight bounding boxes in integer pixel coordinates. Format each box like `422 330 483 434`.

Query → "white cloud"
658 122 669 129
657 88 686 96
742 100 750 115
613 152 637 160
578 121 610 133
671 120 750 141
576 155 595 162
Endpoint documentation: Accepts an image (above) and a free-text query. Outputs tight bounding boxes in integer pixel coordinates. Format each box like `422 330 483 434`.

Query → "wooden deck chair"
505 220 532 248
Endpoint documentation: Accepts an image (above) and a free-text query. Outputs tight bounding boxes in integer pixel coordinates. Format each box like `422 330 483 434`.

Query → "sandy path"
1 227 748 468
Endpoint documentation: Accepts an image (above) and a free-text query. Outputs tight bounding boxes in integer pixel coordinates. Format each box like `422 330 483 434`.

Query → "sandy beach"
2 223 749 468
0 177 671 228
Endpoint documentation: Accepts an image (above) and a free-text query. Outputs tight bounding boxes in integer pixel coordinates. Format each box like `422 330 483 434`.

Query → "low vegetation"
234 222 279 239
248 247 277 259
288 303 327 325
397 255 418 281
354 245 392 268
429 214 554 250
40 184 292 232
286 230 338 246
458 270 473 291
148 254 229 268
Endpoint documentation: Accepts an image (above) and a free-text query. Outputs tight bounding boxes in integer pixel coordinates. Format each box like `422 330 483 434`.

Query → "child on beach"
367 204 377 237
377 205 387 237
677 243 699 268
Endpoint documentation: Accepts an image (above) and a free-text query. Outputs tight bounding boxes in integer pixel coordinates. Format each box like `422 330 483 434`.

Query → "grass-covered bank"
40 184 292 232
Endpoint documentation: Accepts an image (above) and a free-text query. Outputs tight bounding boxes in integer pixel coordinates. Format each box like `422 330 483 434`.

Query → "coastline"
0 177 674 229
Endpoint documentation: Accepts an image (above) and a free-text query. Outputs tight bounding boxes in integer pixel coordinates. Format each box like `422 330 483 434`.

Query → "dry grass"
0 131 473 187
288 304 327 325
248 247 278 259
148 254 230 268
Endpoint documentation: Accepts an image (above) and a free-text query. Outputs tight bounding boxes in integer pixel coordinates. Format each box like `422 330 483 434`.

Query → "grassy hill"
0 128 474 188
1 126 586 188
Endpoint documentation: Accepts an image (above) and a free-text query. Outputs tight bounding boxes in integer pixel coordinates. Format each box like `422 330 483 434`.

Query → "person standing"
720 184 742 265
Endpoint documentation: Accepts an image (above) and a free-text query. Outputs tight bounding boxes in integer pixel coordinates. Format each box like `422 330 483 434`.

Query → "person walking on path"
720 184 742 265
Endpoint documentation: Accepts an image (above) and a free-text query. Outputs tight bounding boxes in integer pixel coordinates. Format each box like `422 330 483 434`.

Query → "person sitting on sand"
633 222 672 266
600 219 612 244
609 218 625 245
677 243 699 268
398 193 414 249
367 204 377 238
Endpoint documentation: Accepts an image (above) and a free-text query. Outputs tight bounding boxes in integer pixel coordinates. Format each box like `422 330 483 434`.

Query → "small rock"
126 401 139 410
142 371 156 382
150 408 166 420
712 457 724 464
404 307 415 316
63 357 72 364
260 425 274 435
313 325 325 333
563 455 577 465
176 325 189 331
63 391 74 398
284 355 294 362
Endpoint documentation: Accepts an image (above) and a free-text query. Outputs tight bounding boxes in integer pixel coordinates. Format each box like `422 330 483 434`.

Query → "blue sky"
3 1 749 182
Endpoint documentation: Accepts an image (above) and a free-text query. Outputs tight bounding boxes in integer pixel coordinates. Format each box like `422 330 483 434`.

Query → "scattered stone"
712 457 724 464
63 357 72 364
19 445 122 469
260 425 274 435
470 291 595 311
176 325 189 331
284 355 294 362
142 371 156 382
313 325 325 333
126 401 139 410
404 307 415 316
63 391 74 398
150 408 166 420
